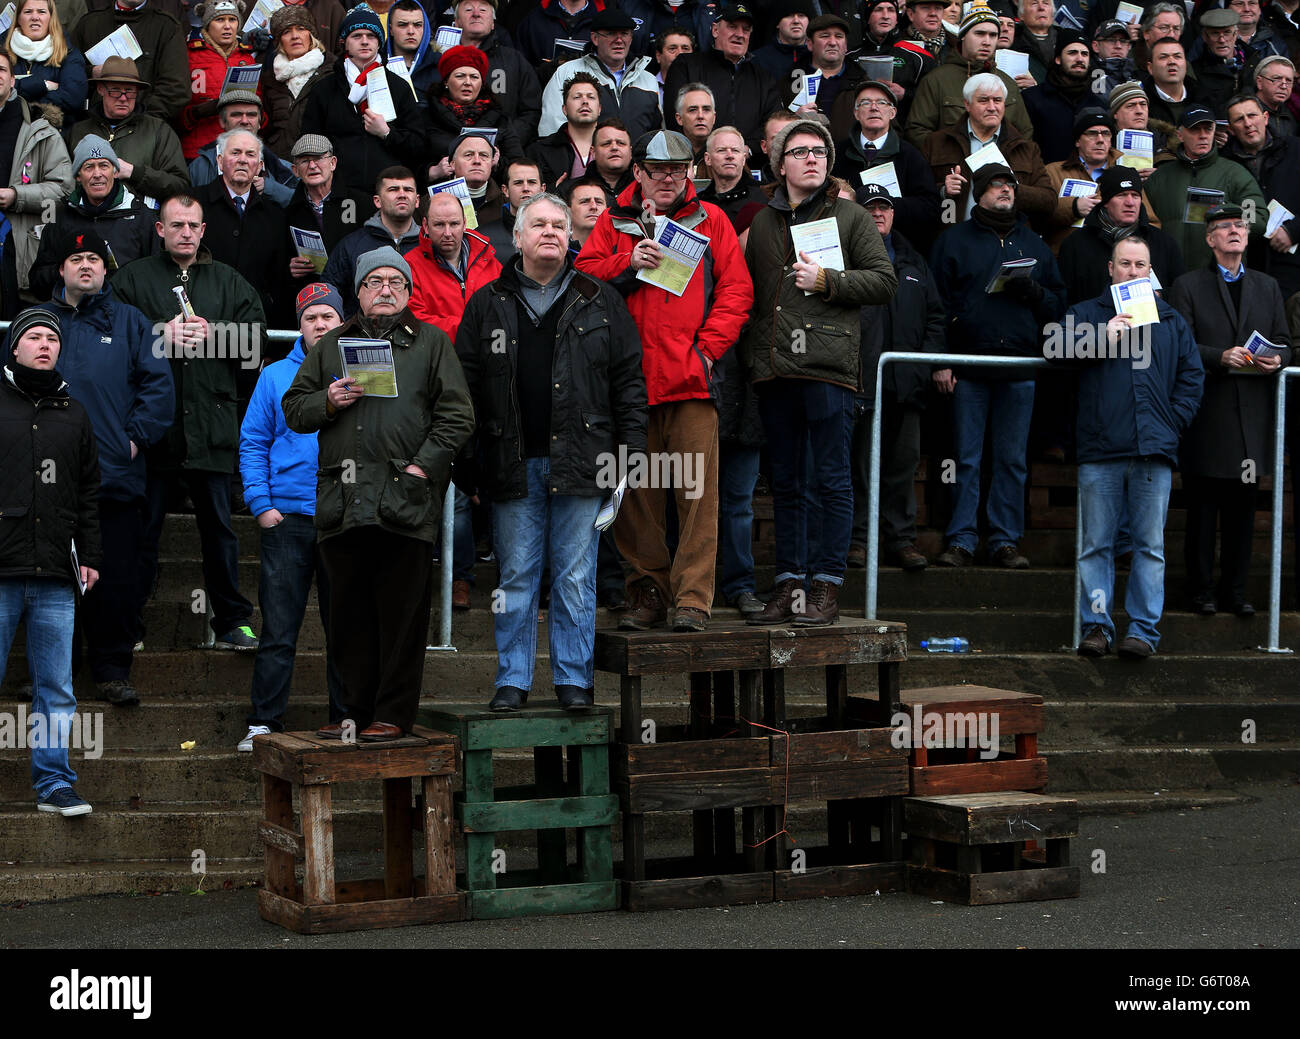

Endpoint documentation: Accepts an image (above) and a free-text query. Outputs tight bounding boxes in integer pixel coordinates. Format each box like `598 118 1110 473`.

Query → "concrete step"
1042 745 1300 792
0 859 264 904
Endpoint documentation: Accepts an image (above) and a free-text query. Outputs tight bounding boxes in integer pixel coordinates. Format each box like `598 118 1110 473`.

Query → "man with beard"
1024 31 1099 164
529 72 602 190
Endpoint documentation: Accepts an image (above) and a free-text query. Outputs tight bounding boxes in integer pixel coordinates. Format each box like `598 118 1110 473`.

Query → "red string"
708 713 795 851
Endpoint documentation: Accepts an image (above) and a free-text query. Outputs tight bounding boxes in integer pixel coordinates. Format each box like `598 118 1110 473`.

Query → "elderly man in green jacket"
741 118 897 627
283 246 476 741
1145 105 1266 271
113 192 266 656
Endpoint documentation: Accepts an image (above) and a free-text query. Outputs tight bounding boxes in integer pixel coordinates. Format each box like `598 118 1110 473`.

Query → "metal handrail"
1262 367 1300 654
866 352 1051 621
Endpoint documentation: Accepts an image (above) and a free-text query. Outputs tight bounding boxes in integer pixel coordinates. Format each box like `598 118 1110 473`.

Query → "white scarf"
274 47 324 98
9 31 54 63
345 57 369 105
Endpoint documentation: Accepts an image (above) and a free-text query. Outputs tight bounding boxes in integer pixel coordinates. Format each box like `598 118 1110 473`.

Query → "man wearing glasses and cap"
576 128 753 632
66 57 189 203
72 0 191 119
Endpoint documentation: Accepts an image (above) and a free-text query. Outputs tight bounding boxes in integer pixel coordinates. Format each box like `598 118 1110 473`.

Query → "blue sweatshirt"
239 338 319 517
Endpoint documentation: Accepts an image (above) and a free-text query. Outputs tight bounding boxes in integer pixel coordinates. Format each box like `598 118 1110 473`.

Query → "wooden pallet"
417 704 619 919
859 685 1047 796
253 727 466 933
904 791 1081 905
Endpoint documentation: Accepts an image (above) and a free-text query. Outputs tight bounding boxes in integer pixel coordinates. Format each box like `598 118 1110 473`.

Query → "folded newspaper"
985 257 1036 293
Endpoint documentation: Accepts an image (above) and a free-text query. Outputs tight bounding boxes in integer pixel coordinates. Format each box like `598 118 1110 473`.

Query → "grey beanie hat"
769 117 835 180
72 134 120 174
354 246 412 293
7 308 61 357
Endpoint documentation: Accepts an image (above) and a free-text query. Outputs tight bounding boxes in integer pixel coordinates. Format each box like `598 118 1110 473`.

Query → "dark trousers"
247 513 347 729
758 379 856 582
80 496 147 682
139 468 253 636
851 398 921 551
319 527 433 732
1183 474 1257 606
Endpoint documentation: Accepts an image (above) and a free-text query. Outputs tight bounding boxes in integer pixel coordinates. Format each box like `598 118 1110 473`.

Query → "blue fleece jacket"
36 284 174 502
239 338 319 517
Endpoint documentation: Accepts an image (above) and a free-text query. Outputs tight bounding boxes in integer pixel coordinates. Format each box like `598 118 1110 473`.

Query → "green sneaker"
214 625 259 651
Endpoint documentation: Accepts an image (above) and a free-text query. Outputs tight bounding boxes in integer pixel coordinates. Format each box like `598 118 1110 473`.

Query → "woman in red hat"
427 43 521 171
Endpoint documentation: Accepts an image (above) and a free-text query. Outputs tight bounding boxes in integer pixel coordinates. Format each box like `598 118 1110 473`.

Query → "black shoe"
96 680 140 707
730 591 764 616
488 687 527 712
935 545 973 568
1230 601 1256 618
886 545 929 571
991 544 1030 569
555 685 594 711
37 788 92 817
1192 595 1217 616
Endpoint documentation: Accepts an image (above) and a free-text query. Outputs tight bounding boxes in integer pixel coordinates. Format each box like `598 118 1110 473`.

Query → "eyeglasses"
295 154 333 166
1259 74 1295 86
1210 220 1247 231
783 145 830 159
361 275 409 290
643 163 688 180
1079 129 1112 138
855 98 894 109
102 86 138 98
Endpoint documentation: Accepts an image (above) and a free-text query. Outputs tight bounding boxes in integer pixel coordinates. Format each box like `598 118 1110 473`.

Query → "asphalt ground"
0 780 1295 1025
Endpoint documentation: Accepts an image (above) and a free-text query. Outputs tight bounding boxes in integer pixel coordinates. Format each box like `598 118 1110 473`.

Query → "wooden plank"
465 832 497 891
423 774 457 897
461 794 620 833
260 888 468 934
784 761 910 801
712 671 738 859
251 737 317 784
738 669 761 734
908 864 1080 905
461 748 494 805
260 773 296 898
577 745 608 796
258 819 304 858
623 872 773 912
878 659 902 719
460 712 612 751
300 784 334 906
768 622 908 668
825 663 847 729
595 626 771 675
624 769 777 813
383 777 414 900
773 861 907 901
742 805 763 872
772 727 906 767
293 744 457 785
618 674 643 745
903 791 1079 844
899 686 1044 736
618 738 769 776
689 673 714 860
908 757 1049 797
762 668 786 729
624 813 646 883
469 881 618 919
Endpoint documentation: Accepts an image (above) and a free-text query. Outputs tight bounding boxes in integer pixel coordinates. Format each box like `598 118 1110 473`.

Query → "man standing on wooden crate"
741 117 897 626
1068 235 1203 660
0 309 102 816
237 283 350 753
282 246 476 741
575 129 752 633
454 193 647 713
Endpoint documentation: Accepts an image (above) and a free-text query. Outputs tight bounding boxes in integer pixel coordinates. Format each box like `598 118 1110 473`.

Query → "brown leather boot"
795 579 839 626
747 577 801 625
619 579 667 630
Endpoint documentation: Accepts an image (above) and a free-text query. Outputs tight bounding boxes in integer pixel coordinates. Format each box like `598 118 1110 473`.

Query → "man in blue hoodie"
237 282 348 752
386 0 439 105
39 228 174 708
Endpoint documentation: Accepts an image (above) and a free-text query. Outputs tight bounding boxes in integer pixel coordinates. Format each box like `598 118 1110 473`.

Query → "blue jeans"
1077 459 1173 647
247 513 347 729
719 444 759 600
0 579 79 798
947 379 1035 553
758 379 856 584
491 457 601 692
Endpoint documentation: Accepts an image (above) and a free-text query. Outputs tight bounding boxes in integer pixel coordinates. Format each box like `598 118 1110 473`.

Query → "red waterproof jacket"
575 180 753 406
181 38 259 160
405 228 502 340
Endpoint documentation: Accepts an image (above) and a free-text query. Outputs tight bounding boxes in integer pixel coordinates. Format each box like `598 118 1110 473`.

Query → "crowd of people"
4 0 1300 815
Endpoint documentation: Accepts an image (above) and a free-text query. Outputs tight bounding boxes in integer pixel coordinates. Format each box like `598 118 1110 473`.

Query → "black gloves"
1002 276 1045 309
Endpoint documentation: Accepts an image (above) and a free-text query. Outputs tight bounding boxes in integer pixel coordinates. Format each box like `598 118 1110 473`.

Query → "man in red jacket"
576 129 754 631
405 192 503 339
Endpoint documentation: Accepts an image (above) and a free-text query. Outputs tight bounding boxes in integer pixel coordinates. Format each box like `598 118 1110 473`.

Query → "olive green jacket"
281 309 476 544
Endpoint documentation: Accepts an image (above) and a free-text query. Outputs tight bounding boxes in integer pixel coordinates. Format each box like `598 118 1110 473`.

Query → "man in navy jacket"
236 283 348 751
39 228 173 707
1066 235 1203 659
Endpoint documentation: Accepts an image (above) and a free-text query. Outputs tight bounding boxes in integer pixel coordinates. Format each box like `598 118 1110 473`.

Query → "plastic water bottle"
920 637 970 653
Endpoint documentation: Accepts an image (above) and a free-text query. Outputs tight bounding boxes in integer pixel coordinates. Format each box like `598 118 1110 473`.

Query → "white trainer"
238 725 271 753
